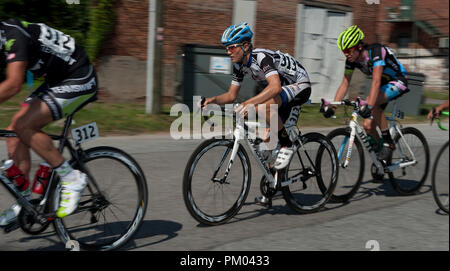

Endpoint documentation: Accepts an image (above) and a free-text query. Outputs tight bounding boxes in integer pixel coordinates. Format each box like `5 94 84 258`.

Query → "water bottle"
32 162 52 195
1 160 29 192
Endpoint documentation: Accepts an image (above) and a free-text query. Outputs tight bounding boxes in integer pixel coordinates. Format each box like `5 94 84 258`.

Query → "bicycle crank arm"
385 160 417 173
281 171 315 187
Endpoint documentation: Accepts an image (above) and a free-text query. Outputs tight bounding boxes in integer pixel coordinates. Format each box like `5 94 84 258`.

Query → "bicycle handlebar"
320 97 373 119
430 109 449 131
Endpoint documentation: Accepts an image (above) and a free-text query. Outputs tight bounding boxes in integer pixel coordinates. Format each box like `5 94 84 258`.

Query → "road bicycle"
320 97 430 202
430 109 449 214
182 99 338 226
0 112 148 250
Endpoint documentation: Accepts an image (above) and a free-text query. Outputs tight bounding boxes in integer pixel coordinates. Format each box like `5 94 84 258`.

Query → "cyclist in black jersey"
199 22 312 204
0 18 97 226
324 25 410 163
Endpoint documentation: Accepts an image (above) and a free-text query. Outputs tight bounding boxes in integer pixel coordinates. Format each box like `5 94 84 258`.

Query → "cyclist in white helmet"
200 22 312 204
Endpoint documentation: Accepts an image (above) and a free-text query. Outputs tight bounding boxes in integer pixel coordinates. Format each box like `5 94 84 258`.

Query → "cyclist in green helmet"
324 25 410 164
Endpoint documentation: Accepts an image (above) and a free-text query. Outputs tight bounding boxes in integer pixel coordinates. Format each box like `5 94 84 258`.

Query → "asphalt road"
0 123 448 251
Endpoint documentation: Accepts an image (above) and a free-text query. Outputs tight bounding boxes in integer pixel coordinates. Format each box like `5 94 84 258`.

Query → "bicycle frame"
0 114 99 222
331 99 417 175
208 104 307 190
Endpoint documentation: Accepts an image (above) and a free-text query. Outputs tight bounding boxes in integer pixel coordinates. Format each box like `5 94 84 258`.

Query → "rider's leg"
5 107 32 180
274 86 311 170
258 95 283 144
9 99 65 168
10 98 88 218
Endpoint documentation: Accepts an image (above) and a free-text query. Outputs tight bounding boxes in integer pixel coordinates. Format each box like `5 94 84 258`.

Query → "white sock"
54 161 73 178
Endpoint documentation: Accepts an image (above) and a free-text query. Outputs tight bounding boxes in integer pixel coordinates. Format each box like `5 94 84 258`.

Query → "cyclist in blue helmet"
200 22 313 205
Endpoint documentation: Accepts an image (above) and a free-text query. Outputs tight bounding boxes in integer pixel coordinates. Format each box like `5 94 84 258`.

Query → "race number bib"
277 51 299 76
71 122 99 144
38 23 75 55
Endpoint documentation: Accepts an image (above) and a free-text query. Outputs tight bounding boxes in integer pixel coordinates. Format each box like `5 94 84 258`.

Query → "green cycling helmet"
337 25 365 51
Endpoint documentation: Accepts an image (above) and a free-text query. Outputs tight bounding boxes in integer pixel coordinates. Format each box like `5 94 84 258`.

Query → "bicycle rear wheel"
327 128 365 203
52 146 148 251
388 127 430 195
281 132 338 213
183 138 251 226
432 141 449 213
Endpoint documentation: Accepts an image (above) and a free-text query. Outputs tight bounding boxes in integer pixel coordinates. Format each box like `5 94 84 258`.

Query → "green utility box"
183 44 257 110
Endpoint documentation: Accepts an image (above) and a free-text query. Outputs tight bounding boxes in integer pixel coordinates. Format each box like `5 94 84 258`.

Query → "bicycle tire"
281 132 338 213
432 141 449 213
388 127 430 195
327 128 365 203
52 146 148 251
183 138 251 226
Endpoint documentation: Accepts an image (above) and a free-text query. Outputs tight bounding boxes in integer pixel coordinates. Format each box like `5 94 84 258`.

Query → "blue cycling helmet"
221 22 253 46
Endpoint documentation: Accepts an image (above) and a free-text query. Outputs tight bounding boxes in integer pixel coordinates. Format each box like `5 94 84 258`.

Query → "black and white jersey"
0 18 89 83
231 48 310 90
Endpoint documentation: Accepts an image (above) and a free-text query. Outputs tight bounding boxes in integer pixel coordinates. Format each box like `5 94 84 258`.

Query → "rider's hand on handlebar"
234 103 250 118
320 99 335 118
359 104 373 119
427 107 439 120
197 96 215 110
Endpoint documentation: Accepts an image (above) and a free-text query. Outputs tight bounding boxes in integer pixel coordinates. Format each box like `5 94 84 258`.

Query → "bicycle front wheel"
327 128 365 203
281 132 338 214
388 127 430 195
53 146 148 251
183 138 251 226
432 141 449 213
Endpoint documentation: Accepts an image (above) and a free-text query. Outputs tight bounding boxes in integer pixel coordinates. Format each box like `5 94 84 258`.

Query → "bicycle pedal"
255 195 272 208
2 221 19 233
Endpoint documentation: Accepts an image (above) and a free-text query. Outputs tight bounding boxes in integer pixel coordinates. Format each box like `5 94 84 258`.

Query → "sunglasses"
343 46 357 54
225 43 243 52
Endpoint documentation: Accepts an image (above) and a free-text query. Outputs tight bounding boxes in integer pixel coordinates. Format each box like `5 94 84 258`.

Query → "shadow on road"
191 179 435 227
19 219 182 251
121 220 182 250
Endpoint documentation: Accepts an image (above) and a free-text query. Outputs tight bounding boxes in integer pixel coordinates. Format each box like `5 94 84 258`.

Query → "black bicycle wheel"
432 141 449 213
388 127 430 195
327 128 365 203
281 132 338 213
183 138 251 226
52 146 148 251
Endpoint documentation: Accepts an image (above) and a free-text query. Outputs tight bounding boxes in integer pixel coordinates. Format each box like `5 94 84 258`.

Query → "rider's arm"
241 74 281 106
0 61 27 104
366 65 383 107
437 100 450 112
210 83 241 105
333 73 352 108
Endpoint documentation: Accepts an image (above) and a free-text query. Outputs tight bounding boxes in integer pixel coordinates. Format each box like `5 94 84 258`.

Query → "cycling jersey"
1 18 97 120
344 43 407 85
0 18 89 84
232 48 310 88
231 48 311 110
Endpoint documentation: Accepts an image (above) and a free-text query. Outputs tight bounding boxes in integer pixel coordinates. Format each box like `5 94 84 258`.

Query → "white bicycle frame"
330 99 417 175
206 104 303 189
